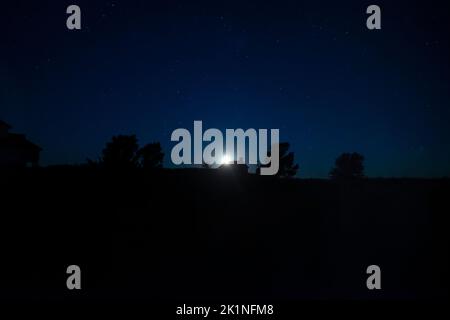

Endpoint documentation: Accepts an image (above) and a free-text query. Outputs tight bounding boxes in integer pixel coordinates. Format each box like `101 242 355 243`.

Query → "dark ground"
0 167 449 304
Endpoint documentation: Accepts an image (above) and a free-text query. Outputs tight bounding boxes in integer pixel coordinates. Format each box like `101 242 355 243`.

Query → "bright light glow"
220 154 233 165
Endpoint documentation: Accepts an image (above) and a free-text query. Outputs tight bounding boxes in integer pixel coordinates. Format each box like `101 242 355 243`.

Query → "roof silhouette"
0 120 41 167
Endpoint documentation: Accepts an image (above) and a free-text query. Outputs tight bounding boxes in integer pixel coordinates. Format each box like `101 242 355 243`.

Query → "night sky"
2 0 450 177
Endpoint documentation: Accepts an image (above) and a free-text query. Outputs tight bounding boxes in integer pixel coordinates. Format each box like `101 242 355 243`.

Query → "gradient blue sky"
2 0 450 177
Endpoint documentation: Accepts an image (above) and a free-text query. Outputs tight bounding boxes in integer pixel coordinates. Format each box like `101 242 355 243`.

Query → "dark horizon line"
8 164 449 180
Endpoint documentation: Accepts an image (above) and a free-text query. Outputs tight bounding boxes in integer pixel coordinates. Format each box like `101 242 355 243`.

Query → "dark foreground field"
1 168 449 302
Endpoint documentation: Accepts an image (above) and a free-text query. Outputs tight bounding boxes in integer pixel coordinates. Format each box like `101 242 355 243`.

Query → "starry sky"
2 0 450 177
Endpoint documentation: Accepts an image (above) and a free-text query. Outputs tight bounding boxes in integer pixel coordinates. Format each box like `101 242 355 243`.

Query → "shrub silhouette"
201 162 211 169
329 152 365 179
256 142 299 177
101 135 140 169
90 135 164 169
137 142 164 168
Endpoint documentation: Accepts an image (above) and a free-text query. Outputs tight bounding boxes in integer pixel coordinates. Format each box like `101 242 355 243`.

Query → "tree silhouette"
91 135 164 169
278 143 299 177
101 135 140 168
137 142 164 168
256 142 299 177
329 152 365 179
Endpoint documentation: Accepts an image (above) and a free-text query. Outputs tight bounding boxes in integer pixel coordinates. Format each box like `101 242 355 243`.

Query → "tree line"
89 134 365 179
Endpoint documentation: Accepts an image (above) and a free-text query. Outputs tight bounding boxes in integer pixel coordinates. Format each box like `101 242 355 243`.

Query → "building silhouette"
0 120 41 167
